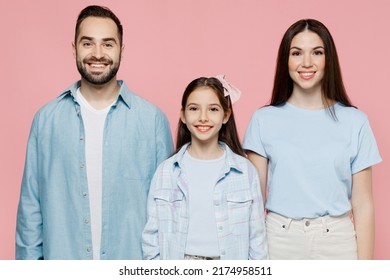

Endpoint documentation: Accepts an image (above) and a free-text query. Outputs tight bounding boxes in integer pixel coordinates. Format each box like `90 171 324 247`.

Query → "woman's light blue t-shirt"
243 102 382 219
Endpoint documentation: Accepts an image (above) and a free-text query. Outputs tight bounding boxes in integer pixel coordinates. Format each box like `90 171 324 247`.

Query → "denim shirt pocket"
226 190 253 235
154 189 185 232
120 139 155 180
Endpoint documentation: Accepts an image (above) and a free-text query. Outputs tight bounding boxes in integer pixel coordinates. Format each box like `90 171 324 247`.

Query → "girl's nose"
199 110 209 122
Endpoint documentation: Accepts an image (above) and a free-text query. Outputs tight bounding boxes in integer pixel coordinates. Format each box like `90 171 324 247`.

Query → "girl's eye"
210 107 219 112
291 51 301 56
188 106 198 111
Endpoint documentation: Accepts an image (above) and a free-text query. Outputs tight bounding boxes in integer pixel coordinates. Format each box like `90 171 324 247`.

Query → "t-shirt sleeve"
243 111 268 158
351 119 382 174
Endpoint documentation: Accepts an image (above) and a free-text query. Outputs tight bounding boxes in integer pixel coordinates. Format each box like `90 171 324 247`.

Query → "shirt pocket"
226 190 253 235
154 189 184 232
121 139 155 180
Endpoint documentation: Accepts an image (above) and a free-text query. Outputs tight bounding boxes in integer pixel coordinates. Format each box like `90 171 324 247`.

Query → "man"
16 5 174 260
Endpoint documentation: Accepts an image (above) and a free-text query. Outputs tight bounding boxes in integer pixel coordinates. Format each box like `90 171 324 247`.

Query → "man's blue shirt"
16 80 174 259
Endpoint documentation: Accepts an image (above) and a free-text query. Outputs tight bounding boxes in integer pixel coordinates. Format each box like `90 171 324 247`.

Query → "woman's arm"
247 151 269 204
351 167 375 259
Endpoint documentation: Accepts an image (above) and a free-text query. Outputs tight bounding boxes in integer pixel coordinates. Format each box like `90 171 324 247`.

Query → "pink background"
1 0 389 259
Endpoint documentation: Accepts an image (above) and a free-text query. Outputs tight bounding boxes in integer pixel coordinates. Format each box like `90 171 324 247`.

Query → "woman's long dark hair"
271 19 354 118
175 77 245 157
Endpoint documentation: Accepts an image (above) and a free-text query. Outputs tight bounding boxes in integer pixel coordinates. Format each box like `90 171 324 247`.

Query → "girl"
244 19 382 259
142 75 268 260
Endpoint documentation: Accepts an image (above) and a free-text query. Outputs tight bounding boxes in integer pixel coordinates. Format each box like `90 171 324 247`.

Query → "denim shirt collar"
57 80 132 109
172 142 244 176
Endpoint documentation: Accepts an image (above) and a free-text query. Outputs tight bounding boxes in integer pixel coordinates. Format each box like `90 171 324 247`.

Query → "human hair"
75 5 123 46
270 19 353 118
176 77 245 157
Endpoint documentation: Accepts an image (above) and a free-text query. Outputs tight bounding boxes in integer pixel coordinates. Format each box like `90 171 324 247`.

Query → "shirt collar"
173 142 243 174
57 80 132 109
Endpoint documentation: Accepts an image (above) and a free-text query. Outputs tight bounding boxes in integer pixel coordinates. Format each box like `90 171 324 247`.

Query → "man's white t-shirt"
76 88 113 260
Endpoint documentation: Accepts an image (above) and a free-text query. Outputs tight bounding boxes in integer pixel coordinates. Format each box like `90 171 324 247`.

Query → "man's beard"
76 56 120 85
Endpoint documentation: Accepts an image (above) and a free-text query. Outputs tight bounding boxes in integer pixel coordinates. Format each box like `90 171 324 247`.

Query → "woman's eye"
313 50 324 55
188 106 198 111
210 107 219 112
291 51 301 56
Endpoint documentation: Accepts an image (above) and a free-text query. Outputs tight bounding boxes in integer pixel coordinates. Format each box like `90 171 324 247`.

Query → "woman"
243 19 381 259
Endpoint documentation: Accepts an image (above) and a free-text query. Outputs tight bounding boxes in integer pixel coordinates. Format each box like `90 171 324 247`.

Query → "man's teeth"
91 64 105 68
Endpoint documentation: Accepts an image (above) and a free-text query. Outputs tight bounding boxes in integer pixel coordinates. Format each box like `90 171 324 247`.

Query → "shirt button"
305 221 310 226
221 250 226 256
218 226 223 231
84 218 89 224
86 247 91 252
80 136 84 141
214 201 220 206
82 192 88 197
80 163 85 168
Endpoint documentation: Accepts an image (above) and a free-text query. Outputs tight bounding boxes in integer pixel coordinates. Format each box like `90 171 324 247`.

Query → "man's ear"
121 44 125 59
72 41 76 59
